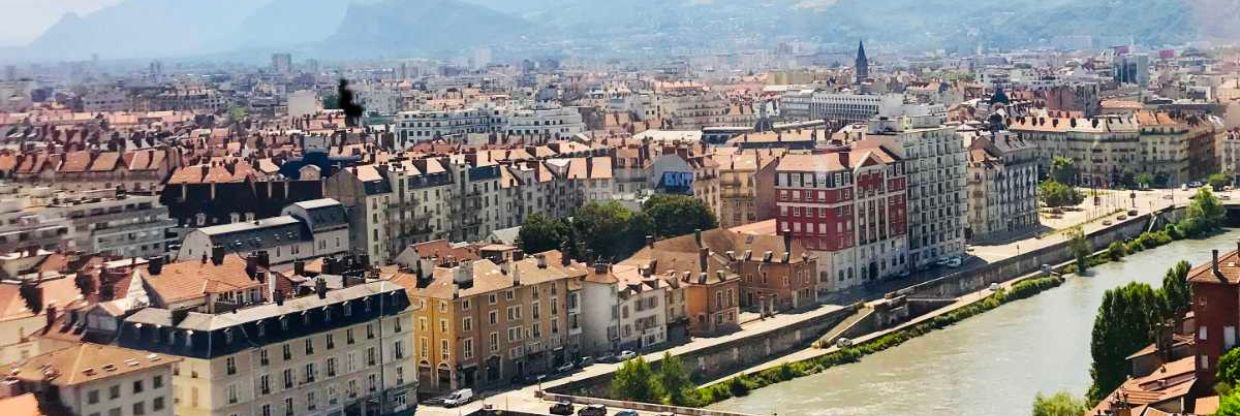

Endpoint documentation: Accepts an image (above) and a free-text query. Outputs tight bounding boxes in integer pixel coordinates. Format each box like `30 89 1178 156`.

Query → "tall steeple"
855 40 869 84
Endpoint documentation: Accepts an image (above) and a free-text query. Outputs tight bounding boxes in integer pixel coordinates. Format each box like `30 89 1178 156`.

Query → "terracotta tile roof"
0 394 41 416
140 255 265 304
1187 249 1240 284
2 344 178 387
57 151 92 173
88 152 120 172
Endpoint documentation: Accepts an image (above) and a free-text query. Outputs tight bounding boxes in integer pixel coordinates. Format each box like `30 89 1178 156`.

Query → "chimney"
594 263 608 274
44 304 57 330
694 229 702 247
256 251 270 269
512 250 525 261
315 278 328 300
147 255 164 275
274 290 284 306
535 254 547 269
245 253 259 279
699 247 709 272
783 229 792 251
512 263 522 286
1214 249 1222 280
646 235 654 249
210 244 225 266
294 260 305 276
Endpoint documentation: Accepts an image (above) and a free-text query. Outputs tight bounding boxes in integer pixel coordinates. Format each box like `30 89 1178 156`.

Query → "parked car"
578 404 607 416
550 401 575 415
836 337 853 348
615 410 641 416
1102 220 1113 226
555 361 576 374
617 350 638 361
939 257 962 268
577 356 595 368
443 389 474 408
989 283 1001 292
1128 209 1139 216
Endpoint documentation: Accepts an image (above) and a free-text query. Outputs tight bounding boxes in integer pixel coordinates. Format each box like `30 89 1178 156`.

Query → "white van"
444 388 474 407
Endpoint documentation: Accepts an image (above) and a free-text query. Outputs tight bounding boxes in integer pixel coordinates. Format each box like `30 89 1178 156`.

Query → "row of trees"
1086 261 1192 401
610 353 699 406
517 195 717 262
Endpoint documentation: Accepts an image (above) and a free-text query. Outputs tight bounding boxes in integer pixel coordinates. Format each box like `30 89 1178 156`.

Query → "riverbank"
705 229 1240 416
693 274 1065 405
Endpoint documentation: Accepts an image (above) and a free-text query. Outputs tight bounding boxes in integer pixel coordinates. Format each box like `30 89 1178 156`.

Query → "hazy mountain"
5 0 1223 62
320 0 540 59
227 0 354 49
24 0 271 61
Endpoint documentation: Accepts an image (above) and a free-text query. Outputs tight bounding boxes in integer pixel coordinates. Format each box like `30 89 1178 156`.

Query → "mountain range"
3 0 1235 63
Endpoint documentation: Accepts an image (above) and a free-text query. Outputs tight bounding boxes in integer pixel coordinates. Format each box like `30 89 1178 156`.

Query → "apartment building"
773 144 909 293
0 344 179 416
116 280 415 416
621 232 742 336
389 251 585 393
0 186 175 258
1220 129 1240 184
177 199 349 266
713 150 780 228
448 156 502 243
870 107 964 269
1135 111 1218 186
961 127 1040 241
324 166 394 264
1009 115 1141 187
779 92 904 126
395 107 499 142
504 104 586 138
649 150 721 220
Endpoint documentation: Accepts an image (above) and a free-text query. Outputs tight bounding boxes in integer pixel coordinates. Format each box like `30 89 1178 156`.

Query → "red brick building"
1188 248 1240 388
773 142 908 295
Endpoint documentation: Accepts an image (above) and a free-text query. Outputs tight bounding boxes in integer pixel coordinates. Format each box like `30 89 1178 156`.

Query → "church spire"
855 40 869 85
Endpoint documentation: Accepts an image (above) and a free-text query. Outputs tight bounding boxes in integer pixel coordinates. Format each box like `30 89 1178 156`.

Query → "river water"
709 229 1240 416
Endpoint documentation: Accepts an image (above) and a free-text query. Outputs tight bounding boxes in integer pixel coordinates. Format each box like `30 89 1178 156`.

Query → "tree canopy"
517 213 571 255
1210 172 1232 191
572 200 654 261
1088 282 1170 401
642 194 718 238
611 357 657 403
1031 391 1089 416
1039 180 1083 208
1183 186 1226 237
1222 392 1240 416
1050 156 1078 185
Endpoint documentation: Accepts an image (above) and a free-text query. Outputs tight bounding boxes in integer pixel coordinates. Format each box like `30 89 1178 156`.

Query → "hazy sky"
0 0 121 46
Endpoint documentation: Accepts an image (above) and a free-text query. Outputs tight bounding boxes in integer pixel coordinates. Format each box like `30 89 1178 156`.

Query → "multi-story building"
961 126 1040 241
116 280 415 416
870 106 964 269
448 156 502 243
389 251 585 393
1220 128 1240 184
325 165 394 264
1187 248 1240 388
177 199 349 266
773 143 909 293
1009 115 1141 187
0 186 175 258
504 104 586 138
779 92 904 127
621 231 742 336
395 107 499 143
713 151 780 228
1136 111 1218 187
0 344 180 416
650 150 721 219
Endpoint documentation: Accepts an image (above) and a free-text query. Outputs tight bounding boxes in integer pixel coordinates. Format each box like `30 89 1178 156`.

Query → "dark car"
578 404 607 416
550 401 575 415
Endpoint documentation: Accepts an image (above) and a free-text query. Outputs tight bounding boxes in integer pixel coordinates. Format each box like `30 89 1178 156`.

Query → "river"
708 229 1240 416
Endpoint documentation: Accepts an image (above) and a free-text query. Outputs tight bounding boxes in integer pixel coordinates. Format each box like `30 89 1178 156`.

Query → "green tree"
1161 260 1192 320
1210 172 1232 190
572 201 653 261
322 94 340 110
1066 226 1092 274
654 352 696 406
1039 180 1083 208
1134 172 1154 189
1050 156 1078 185
1088 282 1164 401
1219 348 1240 394
611 357 657 402
1221 391 1240 416
642 195 717 238
517 213 570 254
1106 241 1127 261
1185 186 1226 235
1031 391 1088 416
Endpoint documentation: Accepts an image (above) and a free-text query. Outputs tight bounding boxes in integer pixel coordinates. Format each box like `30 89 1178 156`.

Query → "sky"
0 0 121 46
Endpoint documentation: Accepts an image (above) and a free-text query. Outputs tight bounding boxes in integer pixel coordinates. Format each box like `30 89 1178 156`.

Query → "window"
88 390 99 404
133 379 144 394
327 334 335 350
463 338 474 360
259 375 271 395
305 339 314 354
367 324 375 339
308 391 317 411
225 357 236 375
347 328 355 344
227 383 238 404
153 375 163 389
133 402 145 416
327 358 337 377
395 340 406 359
463 317 473 332
368 347 378 366
488 311 498 325
490 332 499 352
153 397 164 412
109 409 121 416
394 317 403 333
109 385 120 399
368 374 378 392
284 397 294 416
283 344 292 360
261 405 271 416
283 369 293 389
